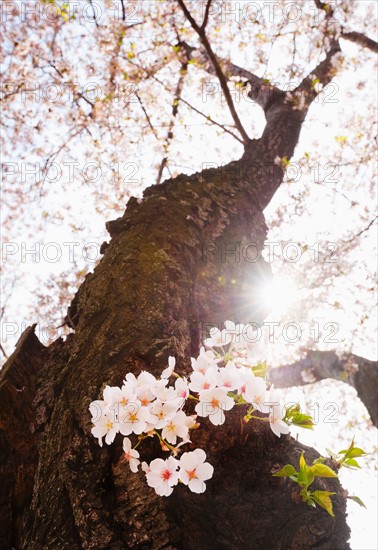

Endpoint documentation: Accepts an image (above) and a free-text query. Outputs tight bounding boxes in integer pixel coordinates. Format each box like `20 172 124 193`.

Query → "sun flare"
259 276 297 316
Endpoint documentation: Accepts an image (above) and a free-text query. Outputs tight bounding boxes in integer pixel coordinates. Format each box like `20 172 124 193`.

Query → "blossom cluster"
89 321 290 496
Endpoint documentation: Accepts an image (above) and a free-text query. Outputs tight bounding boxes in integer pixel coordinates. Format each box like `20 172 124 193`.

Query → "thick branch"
177 0 250 143
296 39 341 108
269 350 378 426
341 31 378 53
314 0 335 17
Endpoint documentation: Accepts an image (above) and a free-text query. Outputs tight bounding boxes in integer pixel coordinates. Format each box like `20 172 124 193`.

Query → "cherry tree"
0 1 377 548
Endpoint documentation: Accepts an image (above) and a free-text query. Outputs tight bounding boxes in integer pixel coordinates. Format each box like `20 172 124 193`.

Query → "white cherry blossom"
146 457 179 496
151 378 177 402
217 361 242 391
269 414 290 438
136 384 156 407
119 403 151 436
243 376 270 413
191 347 219 374
149 399 180 430
179 449 214 493
238 368 257 401
204 326 232 348
91 410 119 447
161 356 176 379
103 385 122 406
122 437 140 473
265 385 290 438
175 377 189 402
195 388 234 426
161 411 190 444
189 366 219 393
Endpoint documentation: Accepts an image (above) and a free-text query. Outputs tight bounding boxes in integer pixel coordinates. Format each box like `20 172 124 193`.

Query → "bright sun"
259 276 297 316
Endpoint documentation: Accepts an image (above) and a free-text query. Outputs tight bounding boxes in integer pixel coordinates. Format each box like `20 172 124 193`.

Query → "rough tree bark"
0 33 359 550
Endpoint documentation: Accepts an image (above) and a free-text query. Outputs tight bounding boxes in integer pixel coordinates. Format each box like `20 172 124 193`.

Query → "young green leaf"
290 413 315 430
311 491 336 517
251 360 270 378
310 463 338 478
297 467 314 489
343 458 361 469
344 448 367 459
312 456 326 464
272 464 297 478
347 495 367 508
299 452 307 470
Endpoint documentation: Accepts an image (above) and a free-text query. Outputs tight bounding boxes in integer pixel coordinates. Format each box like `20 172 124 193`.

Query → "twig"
156 61 188 184
201 0 213 30
120 0 126 21
177 0 249 143
177 96 244 144
135 92 160 141
88 0 99 27
126 57 244 143
0 343 9 360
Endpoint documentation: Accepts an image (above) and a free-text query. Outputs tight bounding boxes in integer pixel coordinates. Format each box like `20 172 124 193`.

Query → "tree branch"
341 31 378 53
120 0 126 21
269 350 378 426
296 39 341 109
135 92 160 141
179 40 281 111
314 0 335 17
177 0 250 143
201 0 213 30
314 0 378 53
127 56 244 143
178 96 244 143
156 61 188 184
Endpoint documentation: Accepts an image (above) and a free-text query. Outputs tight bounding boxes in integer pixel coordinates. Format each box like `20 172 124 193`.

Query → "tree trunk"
1 98 352 548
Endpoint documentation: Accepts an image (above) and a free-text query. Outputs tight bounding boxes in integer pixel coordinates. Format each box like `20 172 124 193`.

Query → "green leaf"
283 404 300 421
272 464 297 477
311 491 336 517
284 405 314 429
310 464 338 478
290 413 315 430
345 448 367 458
343 458 361 468
307 497 316 508
297 467 314 489
312 456 326 464
299 452 306 470
347 495 367 509
251 360 270 378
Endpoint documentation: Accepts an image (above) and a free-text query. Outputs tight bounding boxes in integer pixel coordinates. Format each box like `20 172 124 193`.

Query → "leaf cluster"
273 451 338 516
283 404 315 430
